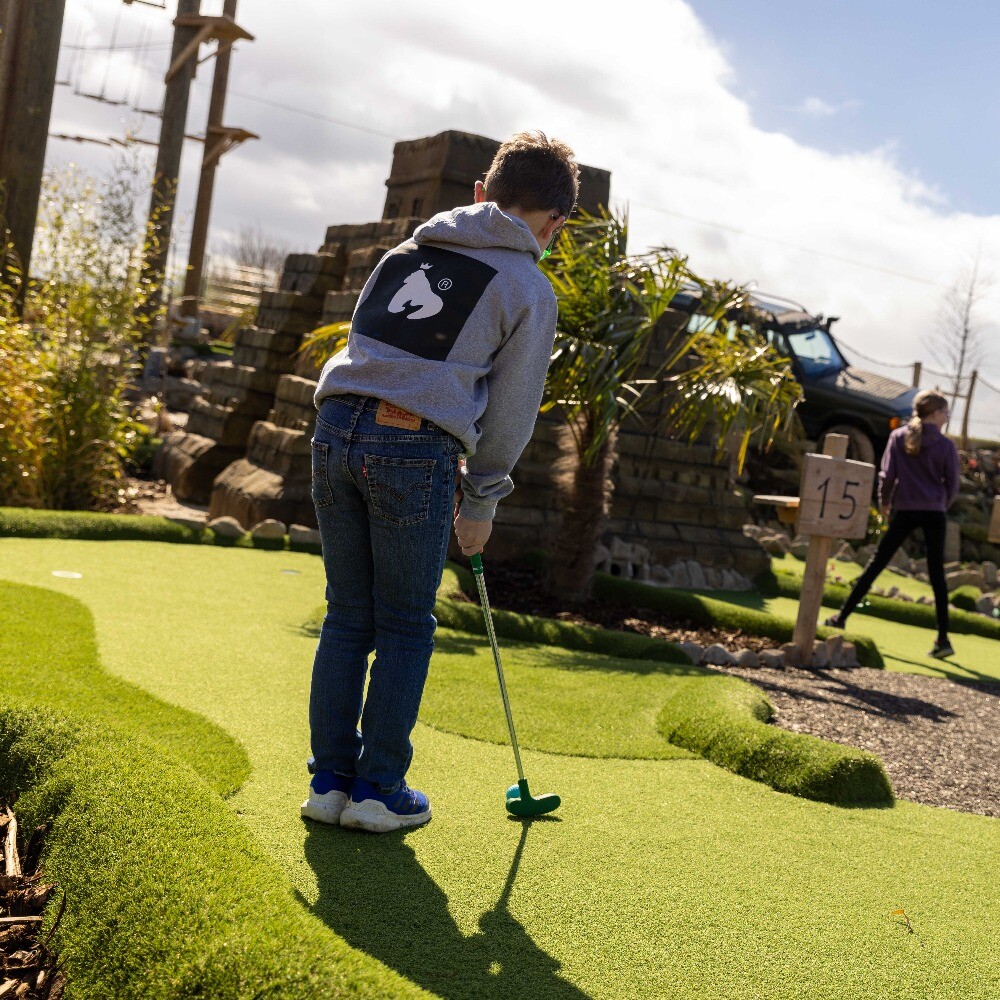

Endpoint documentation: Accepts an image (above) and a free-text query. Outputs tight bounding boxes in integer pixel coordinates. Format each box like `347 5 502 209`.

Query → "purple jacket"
879 423 960 512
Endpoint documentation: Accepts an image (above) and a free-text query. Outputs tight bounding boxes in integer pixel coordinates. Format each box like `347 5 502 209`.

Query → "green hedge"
656 676 894 807
950 584 983 614
0 706 420 999
591 573 884 668
767 568 1000 640
0 507 205 544
433 596 693 664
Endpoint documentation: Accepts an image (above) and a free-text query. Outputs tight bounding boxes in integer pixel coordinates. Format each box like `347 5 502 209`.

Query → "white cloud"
46 0 1000 436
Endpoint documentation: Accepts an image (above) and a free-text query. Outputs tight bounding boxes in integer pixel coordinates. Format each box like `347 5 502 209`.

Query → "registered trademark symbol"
437 278 453 291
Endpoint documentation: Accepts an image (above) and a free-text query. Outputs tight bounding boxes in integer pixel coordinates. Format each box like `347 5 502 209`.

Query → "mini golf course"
2 536 1000 998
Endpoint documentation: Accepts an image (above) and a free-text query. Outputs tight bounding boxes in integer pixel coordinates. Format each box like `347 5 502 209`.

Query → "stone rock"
946 569 984 591
854 544 877 567
780 642 802 667
834 542 856 563
701 643 737 666
704 567 723 589
982 561 998 588
810 641 830 668
678 642 704 664
761 534 792 556
841 641 859 667
289 523 321 547
790 538 810 560
592 543 611 567
207 515 245 539
734 649 760 668
913 558 929 575
975 595 996 615
251 518 287 540
916 594 931 604
885 586 900 599
888 548 914 574
686 560 708 590
760 649 785 668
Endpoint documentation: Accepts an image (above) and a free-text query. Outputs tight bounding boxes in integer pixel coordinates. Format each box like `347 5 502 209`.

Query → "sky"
46 0 1000 439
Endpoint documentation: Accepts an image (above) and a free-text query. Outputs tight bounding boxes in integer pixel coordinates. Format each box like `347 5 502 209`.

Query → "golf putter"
470 553 561 817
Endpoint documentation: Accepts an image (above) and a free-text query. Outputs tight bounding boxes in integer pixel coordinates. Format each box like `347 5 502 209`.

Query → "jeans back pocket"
311 440 334 508
365 454 437 526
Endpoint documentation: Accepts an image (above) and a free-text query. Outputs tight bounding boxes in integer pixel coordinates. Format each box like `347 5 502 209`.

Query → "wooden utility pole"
181 0 256 317
911 361 922 388
138 0 201 336
961 369 977 450
0 0 67 309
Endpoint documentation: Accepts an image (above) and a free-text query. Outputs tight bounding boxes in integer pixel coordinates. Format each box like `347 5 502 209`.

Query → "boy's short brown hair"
483 131 579 219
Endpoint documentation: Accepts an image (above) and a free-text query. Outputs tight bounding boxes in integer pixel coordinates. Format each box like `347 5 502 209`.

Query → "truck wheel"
824 424 876 465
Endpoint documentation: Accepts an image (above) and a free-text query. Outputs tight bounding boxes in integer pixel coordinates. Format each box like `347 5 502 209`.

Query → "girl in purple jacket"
826 390 960 658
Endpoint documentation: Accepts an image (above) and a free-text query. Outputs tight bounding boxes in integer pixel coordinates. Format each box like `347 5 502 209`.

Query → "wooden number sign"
796 453 876 540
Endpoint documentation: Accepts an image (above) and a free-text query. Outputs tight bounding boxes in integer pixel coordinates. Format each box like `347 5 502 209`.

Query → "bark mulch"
481 562 1000 818
0 808 64 999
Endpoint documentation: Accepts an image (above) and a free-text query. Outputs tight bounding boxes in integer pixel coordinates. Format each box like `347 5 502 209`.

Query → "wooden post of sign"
989 497 1000 545
792 434 849 663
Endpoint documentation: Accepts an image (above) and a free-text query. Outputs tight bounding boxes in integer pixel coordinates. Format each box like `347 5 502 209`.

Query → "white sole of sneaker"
300 790 349 825
339 798 432 834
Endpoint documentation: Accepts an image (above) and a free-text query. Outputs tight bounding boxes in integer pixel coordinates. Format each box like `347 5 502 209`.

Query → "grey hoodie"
314 202 558 521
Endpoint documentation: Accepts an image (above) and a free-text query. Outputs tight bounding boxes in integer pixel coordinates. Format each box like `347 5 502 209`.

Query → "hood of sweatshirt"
413 202 542 261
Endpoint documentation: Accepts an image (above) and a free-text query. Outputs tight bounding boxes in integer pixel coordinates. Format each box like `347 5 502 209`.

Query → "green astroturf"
772 552 937 601
2 538 999 998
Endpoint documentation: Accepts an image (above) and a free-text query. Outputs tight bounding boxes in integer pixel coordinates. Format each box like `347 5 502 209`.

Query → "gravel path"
714 664 1000 817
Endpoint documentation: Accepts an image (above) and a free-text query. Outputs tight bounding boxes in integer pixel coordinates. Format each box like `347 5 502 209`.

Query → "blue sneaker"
300 771 353 825
339 778 432 833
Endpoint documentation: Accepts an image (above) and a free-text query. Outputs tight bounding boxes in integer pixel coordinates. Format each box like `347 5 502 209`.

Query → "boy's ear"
540 212 565 243
474 180 487 203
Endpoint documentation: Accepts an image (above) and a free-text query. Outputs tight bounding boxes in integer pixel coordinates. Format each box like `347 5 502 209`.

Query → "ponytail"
904 389 948 456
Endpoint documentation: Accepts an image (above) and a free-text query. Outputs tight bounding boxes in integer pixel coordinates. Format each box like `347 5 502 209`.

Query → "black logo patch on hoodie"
352 245 498 361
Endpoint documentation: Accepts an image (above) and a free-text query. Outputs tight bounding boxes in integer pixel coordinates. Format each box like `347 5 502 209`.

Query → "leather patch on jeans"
375 400 422 430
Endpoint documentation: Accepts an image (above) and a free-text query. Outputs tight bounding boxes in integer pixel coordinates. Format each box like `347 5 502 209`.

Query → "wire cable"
835 339 915 370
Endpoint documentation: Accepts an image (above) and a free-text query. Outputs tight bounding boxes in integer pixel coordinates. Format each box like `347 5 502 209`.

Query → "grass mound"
0 506 203 544
0 582 422 999
656 674 894 807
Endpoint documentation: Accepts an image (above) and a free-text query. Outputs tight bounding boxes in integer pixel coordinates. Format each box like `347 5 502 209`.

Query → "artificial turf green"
3 539 1000 998
0 506 205 544
769 555 1000 640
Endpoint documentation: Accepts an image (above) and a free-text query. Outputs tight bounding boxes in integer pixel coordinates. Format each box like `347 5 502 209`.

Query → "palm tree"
541 212 801 600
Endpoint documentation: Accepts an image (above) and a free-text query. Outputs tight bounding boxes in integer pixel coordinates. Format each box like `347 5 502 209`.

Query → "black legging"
839 510 949 642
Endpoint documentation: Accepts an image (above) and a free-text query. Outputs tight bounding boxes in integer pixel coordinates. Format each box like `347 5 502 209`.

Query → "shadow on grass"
301 820 589 1000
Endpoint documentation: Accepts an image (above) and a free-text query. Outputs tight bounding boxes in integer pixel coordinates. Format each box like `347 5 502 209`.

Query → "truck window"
785 327 845 379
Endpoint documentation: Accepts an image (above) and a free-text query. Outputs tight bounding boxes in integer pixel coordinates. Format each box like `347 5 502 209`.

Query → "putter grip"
471 552 483 574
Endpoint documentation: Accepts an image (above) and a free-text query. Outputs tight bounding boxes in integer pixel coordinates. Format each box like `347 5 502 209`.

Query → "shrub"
0 155 163 511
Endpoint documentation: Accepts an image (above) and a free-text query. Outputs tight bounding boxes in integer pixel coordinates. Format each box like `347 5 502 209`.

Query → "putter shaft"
471 554 526 783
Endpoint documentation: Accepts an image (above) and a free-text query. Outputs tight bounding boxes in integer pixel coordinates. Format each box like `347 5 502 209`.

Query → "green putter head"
505 778 561 817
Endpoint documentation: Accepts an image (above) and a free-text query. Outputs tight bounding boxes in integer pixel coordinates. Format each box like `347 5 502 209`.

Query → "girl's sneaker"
340 778 432 833
824 614 846 629
929 640 955 659
300 771 354 825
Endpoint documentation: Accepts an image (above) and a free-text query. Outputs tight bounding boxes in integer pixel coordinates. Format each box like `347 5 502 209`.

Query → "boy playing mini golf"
301 132 579 833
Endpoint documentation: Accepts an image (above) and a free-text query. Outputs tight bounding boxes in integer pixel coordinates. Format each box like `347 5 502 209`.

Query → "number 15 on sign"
797 454 875 540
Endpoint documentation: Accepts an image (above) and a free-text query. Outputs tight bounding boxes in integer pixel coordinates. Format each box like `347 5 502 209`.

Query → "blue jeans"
308 395 462 790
